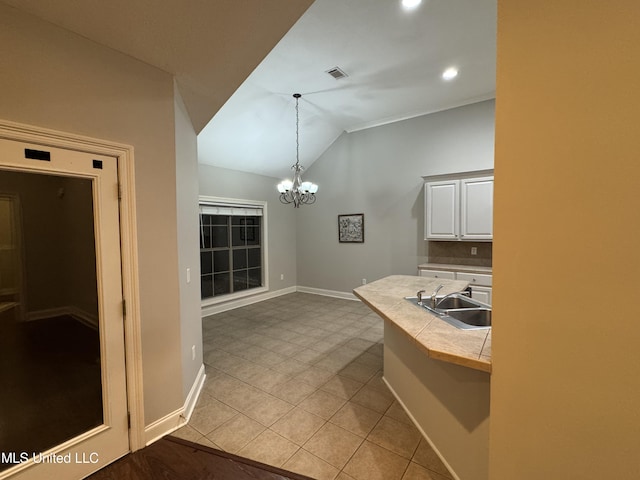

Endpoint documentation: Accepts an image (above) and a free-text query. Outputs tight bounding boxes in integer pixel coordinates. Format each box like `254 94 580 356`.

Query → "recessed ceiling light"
442 67 459 81
402 0 422 9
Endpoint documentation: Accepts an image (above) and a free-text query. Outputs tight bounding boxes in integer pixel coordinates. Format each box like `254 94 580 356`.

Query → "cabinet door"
425 180 459 240
470 286 492 305
460 177 493 240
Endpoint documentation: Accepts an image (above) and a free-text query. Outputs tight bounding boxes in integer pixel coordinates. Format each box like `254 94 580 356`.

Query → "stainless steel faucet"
416 290 426 305
430 284 444 308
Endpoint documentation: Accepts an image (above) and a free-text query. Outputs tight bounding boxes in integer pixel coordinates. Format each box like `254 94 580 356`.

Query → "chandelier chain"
295 94 300 167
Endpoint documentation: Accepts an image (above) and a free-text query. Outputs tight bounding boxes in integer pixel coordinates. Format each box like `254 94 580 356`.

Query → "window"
199 197 266 303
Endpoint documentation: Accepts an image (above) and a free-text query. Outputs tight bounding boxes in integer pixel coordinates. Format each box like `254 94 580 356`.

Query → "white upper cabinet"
460 176 493 240
424 172 493 241
425 180 459 239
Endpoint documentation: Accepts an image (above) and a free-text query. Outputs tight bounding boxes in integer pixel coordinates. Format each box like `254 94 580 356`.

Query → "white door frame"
0 119 145 452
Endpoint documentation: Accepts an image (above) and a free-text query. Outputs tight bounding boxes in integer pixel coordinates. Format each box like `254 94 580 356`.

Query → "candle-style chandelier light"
276 93 318 207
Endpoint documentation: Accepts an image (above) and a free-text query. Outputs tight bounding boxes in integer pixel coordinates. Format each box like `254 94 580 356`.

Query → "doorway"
0 137 129 479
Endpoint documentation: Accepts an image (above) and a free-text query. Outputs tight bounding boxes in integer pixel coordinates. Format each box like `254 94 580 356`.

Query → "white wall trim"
296 285 359 301
0 119 146 451
383 376 461 480
201 285 360 318
182 364 206 423
202 286 296 317
144 364 206 446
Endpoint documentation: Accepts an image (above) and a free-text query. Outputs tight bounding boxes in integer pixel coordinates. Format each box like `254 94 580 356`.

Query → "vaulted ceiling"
2 0 496 178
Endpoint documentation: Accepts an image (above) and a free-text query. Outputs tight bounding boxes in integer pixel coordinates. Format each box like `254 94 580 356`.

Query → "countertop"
353 275 492 373
418 263 492 274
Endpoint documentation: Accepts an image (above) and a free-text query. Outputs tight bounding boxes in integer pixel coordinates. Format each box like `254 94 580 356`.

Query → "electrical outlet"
280 274 284 280
186 268 191 283
191 345 196 361
471 247 478 256
362 278 367 285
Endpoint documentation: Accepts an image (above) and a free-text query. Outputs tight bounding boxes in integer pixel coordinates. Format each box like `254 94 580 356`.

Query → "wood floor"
87 436 315 480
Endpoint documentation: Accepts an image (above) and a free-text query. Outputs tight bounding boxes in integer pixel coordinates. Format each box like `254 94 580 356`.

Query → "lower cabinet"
469 286 491 305
418 269 456 280
419 268 492 305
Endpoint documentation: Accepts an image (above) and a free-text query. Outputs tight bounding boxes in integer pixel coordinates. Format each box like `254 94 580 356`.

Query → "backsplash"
428 241 492 267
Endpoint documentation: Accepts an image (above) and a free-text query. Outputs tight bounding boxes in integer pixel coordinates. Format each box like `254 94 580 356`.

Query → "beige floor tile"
385 401 413 426
295 366 335 388
171 424 204 443
402 461 451 480
343 440 410 480
335 472 358 480
237 429 299 468
320 375 364 400
245 369 290 393
365 371 387 392
367 416 421 459
314 354 354 373
206 413 265 454
213 381 266 411
242 393 294 426
353 351 383 369
270 359 309 377
298 389 346 420
303 423 364 469
329 401 382 437
226 360 271 384
202 371 244 395
411 439 452 478
283 449 340 480
270 407 325 445
350 384 394 414
270 378 317 405
338 362 380 383
189 398 238 435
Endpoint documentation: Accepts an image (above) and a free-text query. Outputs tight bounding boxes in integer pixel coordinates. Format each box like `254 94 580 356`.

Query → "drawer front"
418 269 456 280
456 272 492 286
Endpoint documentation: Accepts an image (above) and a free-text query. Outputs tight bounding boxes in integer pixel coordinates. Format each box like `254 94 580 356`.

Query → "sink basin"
405 294 491 330
446 308 492 328
432 293 484 310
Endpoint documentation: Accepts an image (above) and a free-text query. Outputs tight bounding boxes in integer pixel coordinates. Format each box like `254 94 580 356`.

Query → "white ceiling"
3 0 496 179
199 0 496 177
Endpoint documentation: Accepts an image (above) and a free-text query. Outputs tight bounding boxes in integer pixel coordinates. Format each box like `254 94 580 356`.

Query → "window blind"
199 205 263 217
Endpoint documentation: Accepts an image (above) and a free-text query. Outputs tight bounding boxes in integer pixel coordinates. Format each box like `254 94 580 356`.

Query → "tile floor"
173 293 453 480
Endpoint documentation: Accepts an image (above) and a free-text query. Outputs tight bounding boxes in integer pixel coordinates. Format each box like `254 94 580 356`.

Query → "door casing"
0 119 146 453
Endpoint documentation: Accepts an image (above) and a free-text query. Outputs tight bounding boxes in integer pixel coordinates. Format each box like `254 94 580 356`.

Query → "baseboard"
182 364 206 423
144 364 206 446
27 306 99 329
201 286 296 317
382 376 461 480
200 285 360 318
295 285 359 301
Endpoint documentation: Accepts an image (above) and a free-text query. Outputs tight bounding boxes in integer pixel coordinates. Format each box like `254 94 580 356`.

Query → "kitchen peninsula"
354 275 490 480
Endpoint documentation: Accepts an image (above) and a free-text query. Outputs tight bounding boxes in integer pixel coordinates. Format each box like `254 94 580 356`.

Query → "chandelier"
276 93 318 207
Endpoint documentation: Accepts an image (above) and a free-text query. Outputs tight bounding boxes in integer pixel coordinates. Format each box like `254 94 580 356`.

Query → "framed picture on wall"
338 213 364 243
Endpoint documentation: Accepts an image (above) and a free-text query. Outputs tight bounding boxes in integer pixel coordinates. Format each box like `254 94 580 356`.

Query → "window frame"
199 195 269 307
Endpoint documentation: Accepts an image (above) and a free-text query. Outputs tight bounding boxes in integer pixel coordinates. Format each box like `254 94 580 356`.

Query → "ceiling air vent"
325 66 348 80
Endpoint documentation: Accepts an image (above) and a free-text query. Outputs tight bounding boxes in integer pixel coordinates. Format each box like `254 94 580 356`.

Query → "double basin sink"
406 292 491 330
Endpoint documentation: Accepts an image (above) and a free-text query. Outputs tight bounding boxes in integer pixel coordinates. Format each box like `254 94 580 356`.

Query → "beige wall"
491 2 640 478
174 81 204 396
296 101 495 294
0 4 183 424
